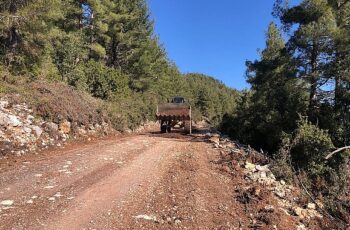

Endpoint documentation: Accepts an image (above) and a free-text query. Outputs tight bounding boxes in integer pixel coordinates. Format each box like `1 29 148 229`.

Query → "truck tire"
167 126 171 133
184 120 192 134
161 125 167 133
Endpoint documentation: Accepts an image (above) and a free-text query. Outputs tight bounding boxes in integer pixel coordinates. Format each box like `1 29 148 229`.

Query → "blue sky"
147 0 300 90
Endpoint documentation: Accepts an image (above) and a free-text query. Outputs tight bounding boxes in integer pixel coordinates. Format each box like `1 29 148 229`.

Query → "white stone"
255 165 270 172
23 127 32 134
307 203 316 210
44 185 55 189
8 115 22 127
31 126 43 137
245 162 256 171
134 214 157 222
1 200 14 206
54 192 63 198
0 101 9 109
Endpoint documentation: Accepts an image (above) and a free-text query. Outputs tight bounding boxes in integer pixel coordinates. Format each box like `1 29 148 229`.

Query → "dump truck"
156 96 192 134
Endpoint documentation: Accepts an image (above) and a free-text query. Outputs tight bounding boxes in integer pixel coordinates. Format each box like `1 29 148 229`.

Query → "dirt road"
0 132 313 229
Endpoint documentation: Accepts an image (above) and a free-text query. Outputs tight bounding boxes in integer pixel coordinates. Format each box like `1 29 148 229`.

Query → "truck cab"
170 96 185 104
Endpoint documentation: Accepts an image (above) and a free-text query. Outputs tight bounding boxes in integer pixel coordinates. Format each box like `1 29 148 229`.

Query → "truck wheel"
184 120 192 134
161 125 167 133
167 126 171 133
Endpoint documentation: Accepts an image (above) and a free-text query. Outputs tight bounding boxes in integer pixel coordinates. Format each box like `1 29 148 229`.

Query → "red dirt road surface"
0 132 321 229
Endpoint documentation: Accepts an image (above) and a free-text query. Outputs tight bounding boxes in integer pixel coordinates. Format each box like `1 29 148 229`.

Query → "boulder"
59 121 71 134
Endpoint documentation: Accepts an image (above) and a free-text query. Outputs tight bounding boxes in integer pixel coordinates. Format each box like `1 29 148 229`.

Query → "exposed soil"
0 130 321 229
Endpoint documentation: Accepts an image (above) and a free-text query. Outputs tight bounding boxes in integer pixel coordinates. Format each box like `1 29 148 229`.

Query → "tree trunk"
308 41 319 121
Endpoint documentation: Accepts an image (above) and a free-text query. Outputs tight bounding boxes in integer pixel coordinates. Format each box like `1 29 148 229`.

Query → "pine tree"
243 22 308 151
280 0 337 120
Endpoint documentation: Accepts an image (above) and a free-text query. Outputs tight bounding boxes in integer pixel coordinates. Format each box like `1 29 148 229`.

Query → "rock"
134 214 157 222
255 165 270 172
274 191 286 199
297 224 307 230
264 205 275 212
8 115 22 127
1 200 14 206
259 171 267 178
26 199 34 204
0 113 22 127
31 126 43 137
59 121 71 134
23 126 32 134
27 115 34 121
280 180 286 185
54 192 63 198
293 207 308 219
307 203 316 210
245 162 256 171
77 128 87 136
174 219 182 225
209 136 220 145
0 101 9 109
44 122 59 132
0 113 8 126
44 185 55 189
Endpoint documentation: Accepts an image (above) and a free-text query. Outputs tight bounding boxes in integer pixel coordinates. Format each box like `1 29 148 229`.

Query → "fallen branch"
325 146 350 160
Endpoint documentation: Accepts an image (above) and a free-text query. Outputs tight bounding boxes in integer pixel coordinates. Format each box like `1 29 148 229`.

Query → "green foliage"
290 118 334 175
83 60 129 100
222 23 308 152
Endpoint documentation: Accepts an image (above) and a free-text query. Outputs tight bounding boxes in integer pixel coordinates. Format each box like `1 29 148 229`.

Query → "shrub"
290 118 334 177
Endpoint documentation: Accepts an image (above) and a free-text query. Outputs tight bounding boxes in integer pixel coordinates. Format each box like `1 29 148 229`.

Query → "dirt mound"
0 82 116 156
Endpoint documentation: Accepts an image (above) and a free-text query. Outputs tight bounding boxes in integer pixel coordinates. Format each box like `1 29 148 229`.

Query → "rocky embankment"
0 98 114 156
207 133 326 229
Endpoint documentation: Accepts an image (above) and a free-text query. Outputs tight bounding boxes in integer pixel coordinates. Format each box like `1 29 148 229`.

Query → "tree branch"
325 146 350 160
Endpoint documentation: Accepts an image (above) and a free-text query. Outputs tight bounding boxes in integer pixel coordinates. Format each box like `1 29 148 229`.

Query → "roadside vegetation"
220 0 350 223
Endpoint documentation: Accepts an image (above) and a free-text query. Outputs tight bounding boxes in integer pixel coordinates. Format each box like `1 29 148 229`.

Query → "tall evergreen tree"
280 0 337 120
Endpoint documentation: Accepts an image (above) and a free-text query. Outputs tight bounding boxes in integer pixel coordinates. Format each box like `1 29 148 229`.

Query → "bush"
270 134 294 183
290 118 334 177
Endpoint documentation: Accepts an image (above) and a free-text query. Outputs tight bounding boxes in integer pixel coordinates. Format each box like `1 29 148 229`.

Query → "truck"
156 96 192 134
